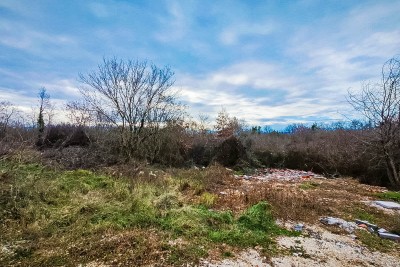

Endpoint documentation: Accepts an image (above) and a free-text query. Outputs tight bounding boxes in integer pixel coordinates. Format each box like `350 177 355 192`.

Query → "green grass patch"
161 202 297 249
299 181 319 190
375 191 400 203
355 230 397 253
353 208 376 223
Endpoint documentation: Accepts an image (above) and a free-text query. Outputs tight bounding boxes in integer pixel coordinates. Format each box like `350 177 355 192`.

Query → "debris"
294 224 304 232
234 168 324 182
356 219 400 241
349 234 357 240
320 217 357 234
373 201 400 210
378 232 400 241
355 220 378 231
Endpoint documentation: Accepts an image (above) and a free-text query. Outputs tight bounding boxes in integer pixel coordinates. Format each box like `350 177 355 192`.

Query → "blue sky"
1 0 399 129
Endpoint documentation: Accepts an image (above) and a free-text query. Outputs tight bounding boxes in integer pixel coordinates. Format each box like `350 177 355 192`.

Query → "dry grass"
214 181 330 222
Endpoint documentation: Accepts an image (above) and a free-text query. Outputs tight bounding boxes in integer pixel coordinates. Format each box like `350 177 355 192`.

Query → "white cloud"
209 61 297 90
284 1 400 102
0 20 77 55
176 59 350 126
154 0 190 42
219 21 275 45
0 86 72 124
38 79 81 98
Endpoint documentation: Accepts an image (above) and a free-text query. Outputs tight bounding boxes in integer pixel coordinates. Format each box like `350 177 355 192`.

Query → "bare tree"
78 57 184 160
348 56 400 188
0 101 16 139
66 100 95 126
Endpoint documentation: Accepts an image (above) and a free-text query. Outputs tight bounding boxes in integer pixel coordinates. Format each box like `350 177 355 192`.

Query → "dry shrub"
213 136 247 167
257 184 331 222
145 124 189 166
3 147 42 165
171 164 235 194
187 143 214 166
215 182 330 222
102 162 143 179
39 146 115 170
39 124 90 148
244 128 389 186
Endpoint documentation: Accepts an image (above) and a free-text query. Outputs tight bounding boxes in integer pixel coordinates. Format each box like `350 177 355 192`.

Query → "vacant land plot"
1 155 399 266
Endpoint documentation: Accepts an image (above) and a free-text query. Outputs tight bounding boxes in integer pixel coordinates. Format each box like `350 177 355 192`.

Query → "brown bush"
213 136 247 167
39 124 90 148
244 128 388 186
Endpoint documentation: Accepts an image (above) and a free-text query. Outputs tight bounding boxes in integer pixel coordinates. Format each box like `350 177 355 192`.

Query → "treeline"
0 106 390 188
1 56 399 189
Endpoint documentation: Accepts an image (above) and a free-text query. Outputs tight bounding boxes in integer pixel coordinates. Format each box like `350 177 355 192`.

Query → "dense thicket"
1 56 399 189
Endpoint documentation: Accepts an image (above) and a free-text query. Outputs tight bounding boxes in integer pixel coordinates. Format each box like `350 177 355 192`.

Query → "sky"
1 0 399 129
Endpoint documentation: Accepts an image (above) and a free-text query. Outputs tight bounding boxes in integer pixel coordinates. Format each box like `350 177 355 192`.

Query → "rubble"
319 217 400 241
203 223 400 267
362 200 400 215
373 201 400 210
355 219 378 230
294 223 304 232
378 232 400 241
355 219 400 242
320 217 357 234
234 168 325 182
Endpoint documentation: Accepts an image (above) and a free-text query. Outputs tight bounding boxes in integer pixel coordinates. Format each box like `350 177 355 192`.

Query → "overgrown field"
0 156 298 266
1 152 399 266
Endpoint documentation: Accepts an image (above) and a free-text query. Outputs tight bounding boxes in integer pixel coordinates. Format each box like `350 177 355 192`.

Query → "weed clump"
237 201 274 231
